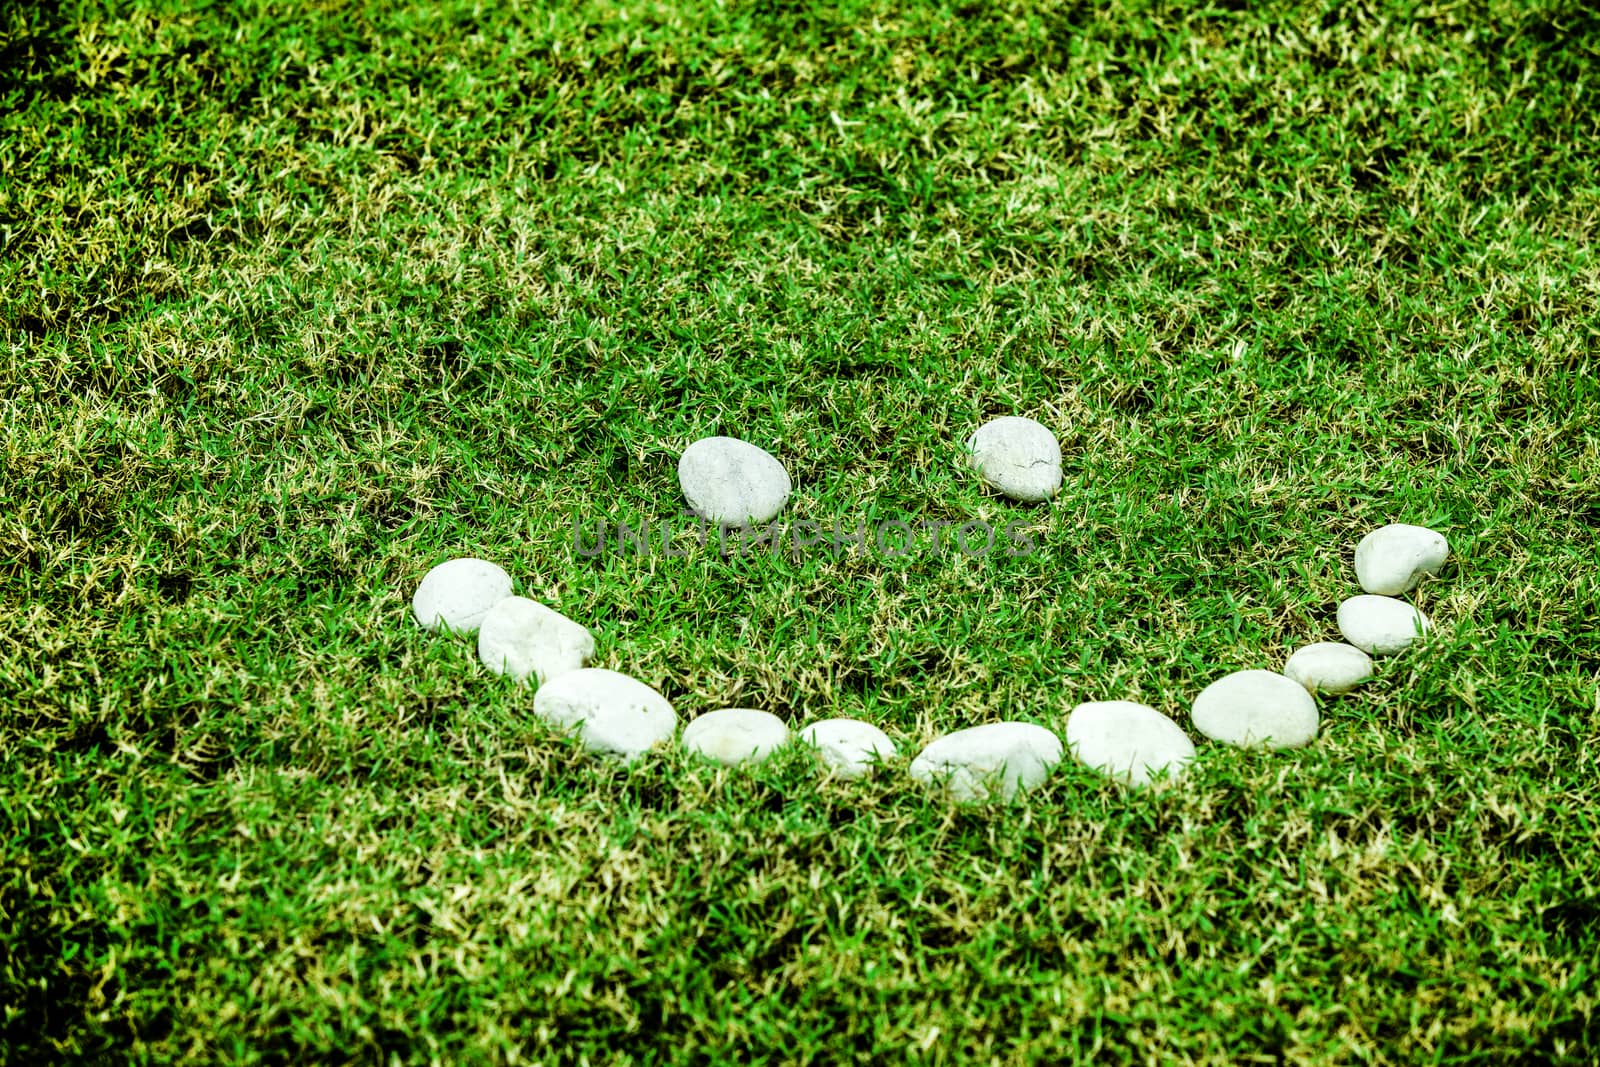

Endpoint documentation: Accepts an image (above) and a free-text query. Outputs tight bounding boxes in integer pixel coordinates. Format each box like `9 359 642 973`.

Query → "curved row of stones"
411 418 1449 801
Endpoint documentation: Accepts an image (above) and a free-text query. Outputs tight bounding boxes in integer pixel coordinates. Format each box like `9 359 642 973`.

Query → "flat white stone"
797 719 896 779
678 436 792 526
1354 523 1449 595
477 596 594 685
1338 595 1432 655
411 558 513 634
1065 701 1195 787
682 708 790 766
965 416 1063 502
909 722 1064 802
530 668 677 763
1283 642 1373 694
1191 669 1318 750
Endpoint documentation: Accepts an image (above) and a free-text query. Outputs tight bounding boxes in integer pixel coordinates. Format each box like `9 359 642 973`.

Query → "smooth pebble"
965 416 1063 502
1191 669 1319 750
797 719 896 779
682 708 790 766
909 722 1063 802
531 668 677 763
1283 642 1373 694
1354 523 1449 595
1065 701 1195 787
1338 595 1432 655
678 436 792 526
411 558 512 634
477 597 594 685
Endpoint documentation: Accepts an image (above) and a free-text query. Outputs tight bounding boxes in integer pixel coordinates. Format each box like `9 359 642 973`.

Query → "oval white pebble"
1354 523 1449 595
411 558 513 634
1191 669 1318 750
797 719 896 780
530 668 677 763
966 416 1063 502
1065 701 1195 787
1283 642 1373 694
678 436 792 526
682 708 790 766
1338 595 1432 655
909 722 1064 802
477 596 595 686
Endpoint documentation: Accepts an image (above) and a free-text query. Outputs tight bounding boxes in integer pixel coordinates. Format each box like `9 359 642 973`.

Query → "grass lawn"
3 0 1599 1062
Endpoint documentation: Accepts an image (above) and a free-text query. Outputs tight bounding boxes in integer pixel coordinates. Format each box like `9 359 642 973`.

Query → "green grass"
3 0 1598 1061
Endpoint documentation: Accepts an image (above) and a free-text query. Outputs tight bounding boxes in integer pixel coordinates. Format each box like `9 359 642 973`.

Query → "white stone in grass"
1354 523 1449 595
1338 595 1432 655
1191 669 1318 750
965 416 1063 502
909 722 1063 802
530 668 677 763
797 719 896 780
411 557 512 634
678 436 792 526
1065 701 1195 787
682 708 790 766
476 596 594 685
1283 642 1373 694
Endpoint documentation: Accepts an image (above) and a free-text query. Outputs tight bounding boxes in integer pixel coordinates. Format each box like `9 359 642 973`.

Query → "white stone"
1064 701 1195 787
965 416 1063 502
1338 595 1432 655
1191 669 1318 750
682 708 790 766
476 596 594 685
1283 642 1373 694
678 436 792 526
530 668 677 763
411 558 513 634
797 719 896 779
1354 523 1449 595
909 722 1064 802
